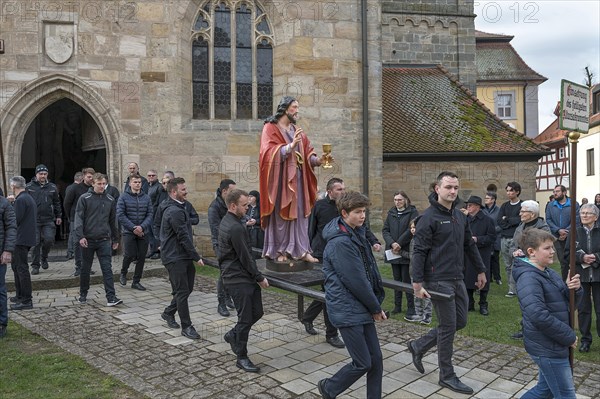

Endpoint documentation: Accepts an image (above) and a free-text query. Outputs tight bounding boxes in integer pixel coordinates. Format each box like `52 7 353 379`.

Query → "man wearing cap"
464 196 496 316
26 164 62 274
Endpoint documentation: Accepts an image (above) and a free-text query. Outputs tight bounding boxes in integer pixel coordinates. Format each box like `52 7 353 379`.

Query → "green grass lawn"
0 322 147 399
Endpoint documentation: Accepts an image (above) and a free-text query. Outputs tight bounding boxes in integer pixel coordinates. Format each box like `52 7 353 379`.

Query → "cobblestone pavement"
6 256 600 398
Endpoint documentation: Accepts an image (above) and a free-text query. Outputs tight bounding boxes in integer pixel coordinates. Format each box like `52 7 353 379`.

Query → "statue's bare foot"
301 254 319 263
276 255 288 262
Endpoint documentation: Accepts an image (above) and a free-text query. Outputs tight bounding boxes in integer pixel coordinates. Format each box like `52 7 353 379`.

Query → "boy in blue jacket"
514 228 581 399
318 191 386 399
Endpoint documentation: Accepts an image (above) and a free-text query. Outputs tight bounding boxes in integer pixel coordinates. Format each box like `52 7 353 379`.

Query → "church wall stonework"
0 0 383 253
380 0 477 93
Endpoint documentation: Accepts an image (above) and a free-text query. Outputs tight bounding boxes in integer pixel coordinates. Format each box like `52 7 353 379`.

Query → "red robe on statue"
259 122 318 259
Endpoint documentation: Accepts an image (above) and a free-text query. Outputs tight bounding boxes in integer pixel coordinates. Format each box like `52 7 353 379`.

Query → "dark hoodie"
322 216 385 328
412 192 485 283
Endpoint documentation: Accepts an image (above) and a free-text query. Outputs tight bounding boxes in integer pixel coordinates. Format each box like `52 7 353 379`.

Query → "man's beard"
286 112 297 124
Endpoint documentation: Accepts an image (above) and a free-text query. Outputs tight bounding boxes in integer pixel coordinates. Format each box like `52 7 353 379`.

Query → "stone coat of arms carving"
44 24 74 64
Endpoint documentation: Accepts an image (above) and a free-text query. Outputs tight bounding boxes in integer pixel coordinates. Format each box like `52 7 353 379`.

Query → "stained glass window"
192 2 273 120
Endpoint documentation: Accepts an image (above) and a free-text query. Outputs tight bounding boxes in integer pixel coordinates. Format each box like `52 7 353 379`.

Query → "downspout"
361 0 369 194
523 82 528 136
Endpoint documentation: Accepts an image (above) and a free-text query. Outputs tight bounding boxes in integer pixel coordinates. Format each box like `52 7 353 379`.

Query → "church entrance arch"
0 74 122 190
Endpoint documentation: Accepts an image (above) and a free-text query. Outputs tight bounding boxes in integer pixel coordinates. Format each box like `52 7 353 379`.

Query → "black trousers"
11 245 32 303
579 282 600 345
80 240 116 300
323 323 383 399
490 250 501 281
164 259 196 329
555 239 569 281
121 233 148 283
391 263 415 315
412 280 468 380
31 221 56 267
214 246 231 305
467 288 489 307
302 285 338 338
225 282 264 359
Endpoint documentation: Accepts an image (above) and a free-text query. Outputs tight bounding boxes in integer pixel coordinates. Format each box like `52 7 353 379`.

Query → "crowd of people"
0 162 596 394
0 97 598 396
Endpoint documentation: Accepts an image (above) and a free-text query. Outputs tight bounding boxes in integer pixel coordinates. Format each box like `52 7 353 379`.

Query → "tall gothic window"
192 2 273 120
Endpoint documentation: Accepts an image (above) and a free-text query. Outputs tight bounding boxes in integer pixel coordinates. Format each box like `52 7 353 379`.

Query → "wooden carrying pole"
0 124 6 196
568 131 580 369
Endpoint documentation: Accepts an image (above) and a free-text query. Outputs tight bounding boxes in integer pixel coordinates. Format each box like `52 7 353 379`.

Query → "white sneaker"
107 297 123 307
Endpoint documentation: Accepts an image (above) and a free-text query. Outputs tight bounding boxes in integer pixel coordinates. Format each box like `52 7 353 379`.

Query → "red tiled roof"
382 66 549 154
476 32 547 83
534 118 568 145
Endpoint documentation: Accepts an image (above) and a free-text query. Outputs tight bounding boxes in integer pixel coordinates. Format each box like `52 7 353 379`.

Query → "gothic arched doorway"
0 73 122 191
21 98 106 193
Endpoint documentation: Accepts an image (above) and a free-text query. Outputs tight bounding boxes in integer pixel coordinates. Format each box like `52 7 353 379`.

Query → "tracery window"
192 1 273 120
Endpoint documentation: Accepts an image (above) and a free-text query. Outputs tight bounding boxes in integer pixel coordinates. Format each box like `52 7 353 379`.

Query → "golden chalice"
322 143 333 169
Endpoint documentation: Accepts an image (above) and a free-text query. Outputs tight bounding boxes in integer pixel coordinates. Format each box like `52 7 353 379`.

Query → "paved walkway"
6 255 600 398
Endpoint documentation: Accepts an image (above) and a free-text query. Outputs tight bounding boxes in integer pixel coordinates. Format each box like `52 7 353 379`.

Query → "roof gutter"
361 0 369 194
383 151 551 162
523 82 528 136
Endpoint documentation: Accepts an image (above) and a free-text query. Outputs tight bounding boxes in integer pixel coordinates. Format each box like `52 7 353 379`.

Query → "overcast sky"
474 0 600 134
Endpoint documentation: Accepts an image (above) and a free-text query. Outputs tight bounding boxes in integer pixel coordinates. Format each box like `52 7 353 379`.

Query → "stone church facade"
0 0 545 250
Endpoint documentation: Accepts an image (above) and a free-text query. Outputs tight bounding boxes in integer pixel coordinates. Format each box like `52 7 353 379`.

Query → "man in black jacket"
74 173 121 306
9 176 37 310
0 193 16 337
159 177 203 340
407 172 486 395
208 179 236 317
26 164 62 274
303 178 346 347
219 189 269 372
64 167 95 276
65 171 83 260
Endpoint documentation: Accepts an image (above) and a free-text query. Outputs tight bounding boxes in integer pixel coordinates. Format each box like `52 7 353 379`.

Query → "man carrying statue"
259 96 327 263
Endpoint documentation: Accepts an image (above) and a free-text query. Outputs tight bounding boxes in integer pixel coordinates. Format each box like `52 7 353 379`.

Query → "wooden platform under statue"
257 259 324 287
265 258 314 272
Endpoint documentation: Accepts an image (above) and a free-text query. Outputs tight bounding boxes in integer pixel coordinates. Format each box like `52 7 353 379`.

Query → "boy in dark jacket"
318 191 386 399
514 228 581 398
219 189 269 372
